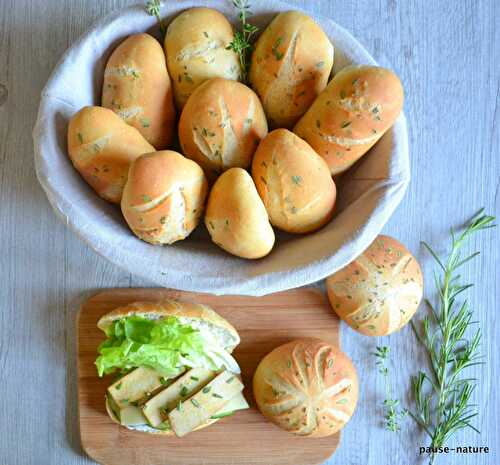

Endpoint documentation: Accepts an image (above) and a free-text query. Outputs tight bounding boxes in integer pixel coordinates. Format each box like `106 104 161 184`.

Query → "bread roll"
164 8 240 109
67 106 154 203
326 235 423 336
98 299 240 350
253 338 358 437
252 129 336 234
205 168 275 259
102 33 176 149
294 65 404 175
121 150 208 245
249 11 334 129
100 299 241 435
178 78 267 177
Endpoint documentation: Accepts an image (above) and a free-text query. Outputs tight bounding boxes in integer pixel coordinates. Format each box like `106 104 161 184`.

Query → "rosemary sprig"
226 0 259 83
146 0 166 37
374 346 407 432
408 209 496 465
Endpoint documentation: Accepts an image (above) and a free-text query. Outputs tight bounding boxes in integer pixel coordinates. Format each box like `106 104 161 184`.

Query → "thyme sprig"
374 346 407 432
408 209 495 465
226 0 259 83
146 0 166 37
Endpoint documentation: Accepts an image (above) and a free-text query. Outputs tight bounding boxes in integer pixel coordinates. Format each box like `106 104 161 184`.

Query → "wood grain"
78 288 340 465
0 1 498 464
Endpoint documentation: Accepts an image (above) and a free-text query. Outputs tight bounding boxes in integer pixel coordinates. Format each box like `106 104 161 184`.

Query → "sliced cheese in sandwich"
107 367 166 425
168 370 244 437
142 367 216 427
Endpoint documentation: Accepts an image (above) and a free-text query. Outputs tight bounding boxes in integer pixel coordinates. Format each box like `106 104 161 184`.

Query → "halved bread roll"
120 150 208 245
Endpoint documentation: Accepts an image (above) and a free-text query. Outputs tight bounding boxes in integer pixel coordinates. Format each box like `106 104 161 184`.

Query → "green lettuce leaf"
95 315 239 377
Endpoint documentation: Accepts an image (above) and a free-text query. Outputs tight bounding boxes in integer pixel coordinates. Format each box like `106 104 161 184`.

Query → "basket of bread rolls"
34 0 410 295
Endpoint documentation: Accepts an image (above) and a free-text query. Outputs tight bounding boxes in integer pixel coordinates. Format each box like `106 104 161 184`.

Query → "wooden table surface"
0 1 498 464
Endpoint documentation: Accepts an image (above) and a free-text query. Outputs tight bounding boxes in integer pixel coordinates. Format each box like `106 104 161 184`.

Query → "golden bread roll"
205 168 275 259
102 33 176 149
121 150 208 245
178 78 268 177
326 235 423 336
249 11 334 129
294 65 404 175
164 8 240 109
67 106 154 203
253 338 358 437
251 129 336 234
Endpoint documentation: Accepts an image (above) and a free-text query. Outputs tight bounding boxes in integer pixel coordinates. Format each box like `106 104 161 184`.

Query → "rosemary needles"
408 209 496 465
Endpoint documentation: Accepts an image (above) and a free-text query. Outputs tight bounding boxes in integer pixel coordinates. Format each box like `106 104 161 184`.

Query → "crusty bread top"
120 150 208 245
97 299 240 350
164 8 240 108
253 338 358 437
102 33 175 149
178 78 268 177
293 65 404 175
249 11 334 129
252 129 336 233
205 168 275 259
326 235 423 336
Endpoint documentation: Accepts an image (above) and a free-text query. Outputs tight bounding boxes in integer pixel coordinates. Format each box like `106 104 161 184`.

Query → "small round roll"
205 168 275 259
121 150 208 245
179 78 268 177
67 106 154 203
102 33 176 149
164 8 240 109
249 11 334 129
253 338 358 437
326 235 423 336
294 65 404 176
252 129 336 234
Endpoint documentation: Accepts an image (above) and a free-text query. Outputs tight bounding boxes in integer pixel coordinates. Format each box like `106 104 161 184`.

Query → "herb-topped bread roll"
67 106 154 203
294 65 404 175
205 168 275 259
326 235 423 336
102 33 176 149
253 338 358 437
252 129 336 234
179 78 268 178
121 150 208 245
164 8 241 109
249 11 334 129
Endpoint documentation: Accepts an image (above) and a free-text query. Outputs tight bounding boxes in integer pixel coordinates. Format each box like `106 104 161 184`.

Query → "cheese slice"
107 367 166 409
168 371 244 437
142 367 215 427
211 392 249 418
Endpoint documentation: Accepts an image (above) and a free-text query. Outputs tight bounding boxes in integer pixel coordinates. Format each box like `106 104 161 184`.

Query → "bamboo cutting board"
78 288 341 465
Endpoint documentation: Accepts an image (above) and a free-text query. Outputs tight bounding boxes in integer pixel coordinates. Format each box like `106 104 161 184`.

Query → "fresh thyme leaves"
408 209 496 465
226 0 259 83
145 0 166 37
374 346 407 432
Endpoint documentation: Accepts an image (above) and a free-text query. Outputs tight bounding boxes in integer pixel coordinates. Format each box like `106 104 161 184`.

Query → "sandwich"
95 299 248 437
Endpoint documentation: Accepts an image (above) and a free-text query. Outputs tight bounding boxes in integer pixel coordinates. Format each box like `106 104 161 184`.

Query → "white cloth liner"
33 0 410 296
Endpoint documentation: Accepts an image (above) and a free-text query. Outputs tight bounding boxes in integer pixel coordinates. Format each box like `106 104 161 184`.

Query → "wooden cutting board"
78 288 341 465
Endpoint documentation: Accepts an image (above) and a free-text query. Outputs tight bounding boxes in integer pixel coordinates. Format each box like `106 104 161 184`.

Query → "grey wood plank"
0 1 498 465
